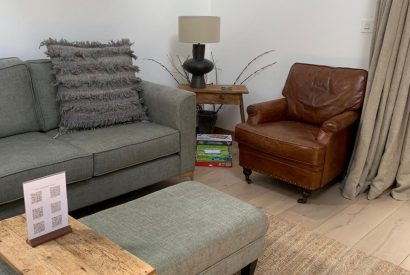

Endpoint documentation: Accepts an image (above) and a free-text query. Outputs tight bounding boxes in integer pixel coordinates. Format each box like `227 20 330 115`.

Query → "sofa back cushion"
41 38 147 133
26 60 60 131
282 63 368 125
0 58 39 137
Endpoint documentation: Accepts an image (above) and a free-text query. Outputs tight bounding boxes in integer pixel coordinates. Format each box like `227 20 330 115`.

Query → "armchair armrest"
317 111 360 144
246 98 287 125
141 80 196 173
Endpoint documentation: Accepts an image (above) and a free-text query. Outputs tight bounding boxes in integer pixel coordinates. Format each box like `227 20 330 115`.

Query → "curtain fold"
342 0 410 200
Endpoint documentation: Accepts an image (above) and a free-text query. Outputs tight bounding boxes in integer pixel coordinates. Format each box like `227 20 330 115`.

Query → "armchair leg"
297 190 312 204
243 168 252 184
241 259 258 275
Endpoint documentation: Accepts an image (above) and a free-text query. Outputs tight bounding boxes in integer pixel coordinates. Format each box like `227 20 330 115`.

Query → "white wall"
1 0 377 130
211 0 377 130
0 0 210 86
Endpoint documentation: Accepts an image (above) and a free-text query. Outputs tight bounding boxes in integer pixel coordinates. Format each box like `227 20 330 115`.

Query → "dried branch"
239 62 277 85
210 52 223 112
215 104 223 113
143 58 180 84
167 54 188 82
176 55 190 82
211 51 218 85
233 50 275 85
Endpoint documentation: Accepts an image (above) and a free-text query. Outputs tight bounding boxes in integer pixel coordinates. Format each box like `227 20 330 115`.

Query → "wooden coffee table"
0 215 155 275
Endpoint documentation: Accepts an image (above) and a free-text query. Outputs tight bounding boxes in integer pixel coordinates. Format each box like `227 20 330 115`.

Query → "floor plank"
353 201 410 265
277 182 354 230
313 193 405 247
194 167 241 191
219 178 270 202
401 255 410 270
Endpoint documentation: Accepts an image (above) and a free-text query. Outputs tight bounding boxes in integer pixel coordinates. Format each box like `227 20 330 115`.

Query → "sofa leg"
241 259 258 275
180 171 194 180
297 190 312 204
243 168 252 184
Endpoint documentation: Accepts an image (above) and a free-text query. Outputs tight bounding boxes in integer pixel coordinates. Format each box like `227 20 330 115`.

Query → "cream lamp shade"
179 16 220 43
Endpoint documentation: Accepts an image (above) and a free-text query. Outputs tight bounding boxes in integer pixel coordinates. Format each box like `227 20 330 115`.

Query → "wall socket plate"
361 19 374 33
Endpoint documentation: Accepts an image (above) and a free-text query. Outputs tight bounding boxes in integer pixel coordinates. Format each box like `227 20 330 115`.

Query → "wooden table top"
178 84 249 94
0 215 156 275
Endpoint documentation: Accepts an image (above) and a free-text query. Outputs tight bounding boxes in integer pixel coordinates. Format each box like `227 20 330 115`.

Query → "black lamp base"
183 44 214 89
190 75 207 89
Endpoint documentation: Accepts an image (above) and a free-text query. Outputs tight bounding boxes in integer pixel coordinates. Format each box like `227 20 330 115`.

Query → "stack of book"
195 134 233 167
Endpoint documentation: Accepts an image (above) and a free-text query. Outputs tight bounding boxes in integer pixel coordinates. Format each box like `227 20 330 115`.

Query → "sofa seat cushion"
80 181 268 274
235 121 325 166
48 122 180 176
0 132 93 205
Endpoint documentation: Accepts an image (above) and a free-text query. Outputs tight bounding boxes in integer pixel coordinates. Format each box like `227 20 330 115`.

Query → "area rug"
255 215 410 275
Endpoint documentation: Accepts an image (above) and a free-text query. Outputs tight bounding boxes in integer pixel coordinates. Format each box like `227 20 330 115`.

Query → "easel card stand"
27 225 72 247
23 172 71 247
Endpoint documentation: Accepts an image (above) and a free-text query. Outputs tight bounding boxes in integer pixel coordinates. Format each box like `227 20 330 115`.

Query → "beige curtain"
342 0 410 200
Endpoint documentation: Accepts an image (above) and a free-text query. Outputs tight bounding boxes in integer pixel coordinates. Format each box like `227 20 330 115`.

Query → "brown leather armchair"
235 63 368 203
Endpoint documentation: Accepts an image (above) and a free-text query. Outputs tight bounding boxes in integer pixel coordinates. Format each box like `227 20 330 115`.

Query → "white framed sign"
23 171 71 247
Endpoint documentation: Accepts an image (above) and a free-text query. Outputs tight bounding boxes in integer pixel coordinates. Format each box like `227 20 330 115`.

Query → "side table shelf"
178 84 249 123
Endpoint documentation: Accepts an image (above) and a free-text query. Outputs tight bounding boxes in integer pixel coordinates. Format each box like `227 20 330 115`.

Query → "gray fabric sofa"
0 57 196 220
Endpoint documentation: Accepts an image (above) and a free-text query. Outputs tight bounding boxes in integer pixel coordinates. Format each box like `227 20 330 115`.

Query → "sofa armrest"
317 111 360 144
246 98 287 125
141 80 196 173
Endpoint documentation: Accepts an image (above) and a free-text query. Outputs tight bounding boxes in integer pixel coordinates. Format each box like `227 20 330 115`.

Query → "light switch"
361 19 374 33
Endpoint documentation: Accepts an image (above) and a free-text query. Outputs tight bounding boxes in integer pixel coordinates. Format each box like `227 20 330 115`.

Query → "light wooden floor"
169 142 410 271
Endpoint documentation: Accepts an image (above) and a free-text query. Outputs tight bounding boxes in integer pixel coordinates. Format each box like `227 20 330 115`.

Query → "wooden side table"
178 84 249 123
0 215 156 275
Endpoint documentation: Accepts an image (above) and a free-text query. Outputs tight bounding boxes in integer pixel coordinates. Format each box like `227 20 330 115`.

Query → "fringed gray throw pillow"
41 38 147 133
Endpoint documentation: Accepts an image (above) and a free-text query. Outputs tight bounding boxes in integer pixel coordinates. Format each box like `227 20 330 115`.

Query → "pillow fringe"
55 77 141 88
40 38 133 49
41 38 147 134
59 111 147 131
56 87 141 101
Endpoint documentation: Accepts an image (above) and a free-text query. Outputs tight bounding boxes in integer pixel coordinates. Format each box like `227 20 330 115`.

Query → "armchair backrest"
282 63 368 125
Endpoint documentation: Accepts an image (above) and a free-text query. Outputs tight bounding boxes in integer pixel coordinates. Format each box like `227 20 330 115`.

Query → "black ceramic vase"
183 44 214 89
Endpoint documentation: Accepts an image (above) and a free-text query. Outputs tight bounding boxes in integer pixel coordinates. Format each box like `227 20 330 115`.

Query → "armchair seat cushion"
235 121 325 166
47 122 180 176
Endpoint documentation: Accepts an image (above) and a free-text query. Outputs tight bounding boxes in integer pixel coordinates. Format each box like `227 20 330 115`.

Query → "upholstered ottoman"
80 181 268 275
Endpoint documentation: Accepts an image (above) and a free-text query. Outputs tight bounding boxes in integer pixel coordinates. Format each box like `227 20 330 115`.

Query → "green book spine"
197 140 232 146
196 155 232 162
196 145 230 157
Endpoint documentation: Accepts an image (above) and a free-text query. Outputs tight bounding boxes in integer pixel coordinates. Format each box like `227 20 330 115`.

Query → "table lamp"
179 16 220 88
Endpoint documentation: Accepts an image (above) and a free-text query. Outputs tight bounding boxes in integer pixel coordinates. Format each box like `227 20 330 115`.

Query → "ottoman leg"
243 168 252 184
241 259 257 275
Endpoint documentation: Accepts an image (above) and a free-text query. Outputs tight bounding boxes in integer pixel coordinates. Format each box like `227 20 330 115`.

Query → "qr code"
50 186 61 198
32 207 43 220
31 191 42 204
33 221 45 234
51 201 61 213
52 215 62 228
